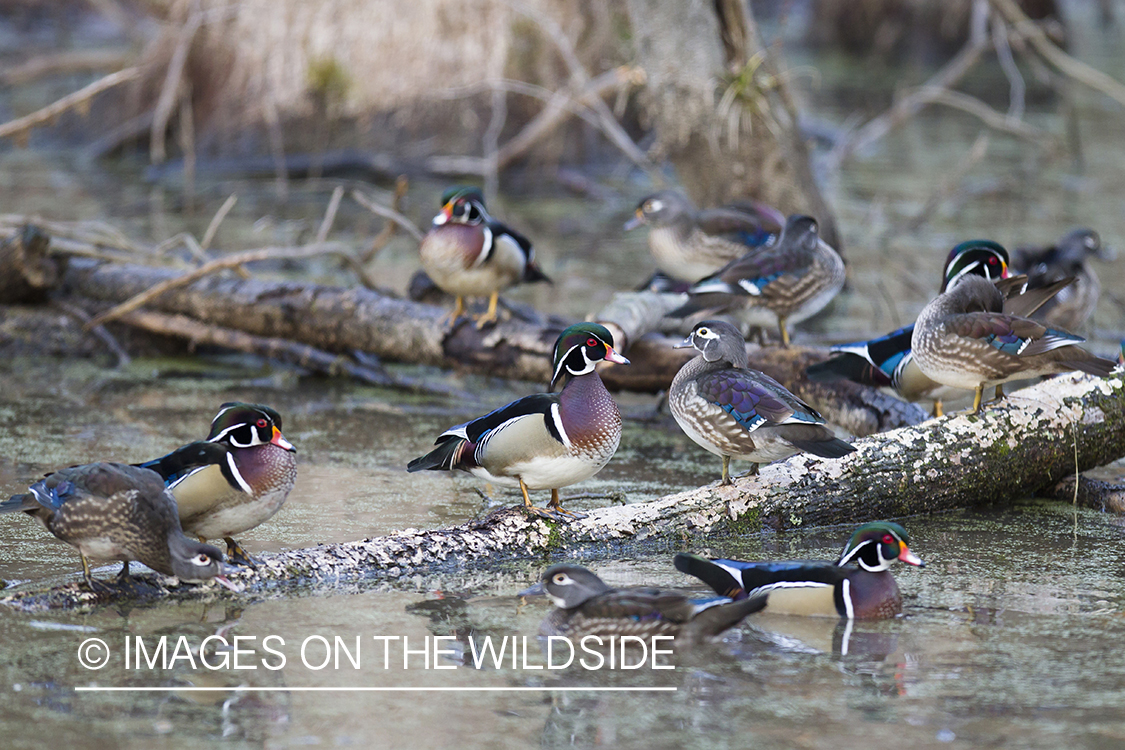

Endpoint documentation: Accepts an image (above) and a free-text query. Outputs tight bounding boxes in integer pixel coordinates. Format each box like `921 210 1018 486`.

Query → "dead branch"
923 88 1052 145
150 10 203 164
352 189 425 243
3 370 1121 611
903 133 991 232
360 176 409 263
0 50 133 86
991 0 1125 108
0 67 142 144
1047 476 1125 514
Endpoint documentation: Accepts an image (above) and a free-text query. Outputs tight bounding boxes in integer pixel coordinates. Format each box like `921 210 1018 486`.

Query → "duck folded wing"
695 207 781 248
695 370 819 432
945 312 1081 356
459 393 562 445
578 589 702 624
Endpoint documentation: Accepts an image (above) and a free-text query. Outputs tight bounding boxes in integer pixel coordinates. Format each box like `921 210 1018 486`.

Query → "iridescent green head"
941 240 1009 292
433 186 488 227
550 323 630 389
207 403 295 453
836 521 924 572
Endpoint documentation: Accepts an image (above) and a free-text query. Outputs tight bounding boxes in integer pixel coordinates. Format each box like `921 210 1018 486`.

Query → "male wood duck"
674 521 924 620
911 275 1116 414
419 186 550 328
1012 228 1110 331
522 563 767 641
670 214 846 347
408 323 628 521
806 240 1012 416
138 403 297 567
624 190 784 282
669 320 854 485
1 462 234 593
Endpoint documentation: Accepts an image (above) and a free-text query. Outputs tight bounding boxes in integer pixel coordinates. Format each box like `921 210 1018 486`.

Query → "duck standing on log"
1 462 234 593
408 323 628 521
419 186 550 328
911 275 1116 414
137 403 298 567
669 320 854 485
669 214 845 347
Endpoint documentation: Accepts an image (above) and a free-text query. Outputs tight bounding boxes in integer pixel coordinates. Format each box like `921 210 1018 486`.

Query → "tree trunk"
59 260 922 435
624 0 840 248
2 370 1120 611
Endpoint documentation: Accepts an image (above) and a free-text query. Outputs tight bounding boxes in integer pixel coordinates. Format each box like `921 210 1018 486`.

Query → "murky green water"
3 2 1125 748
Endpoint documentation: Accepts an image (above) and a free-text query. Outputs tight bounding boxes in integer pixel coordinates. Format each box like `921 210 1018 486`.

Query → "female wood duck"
1 462 234 593
624 190 784 282
911 275 1116 414
674 521 924 620
806 240 1013 416
408 323 628 521
419 186 550 328
522 563 767 641
671 214 845 347
1012 228 1110 331
138 403 297 567
669 320 854 485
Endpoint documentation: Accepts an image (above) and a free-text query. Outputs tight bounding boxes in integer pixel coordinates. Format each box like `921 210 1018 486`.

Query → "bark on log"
2 370 1120 612
59 260 922 435
0 226 63 304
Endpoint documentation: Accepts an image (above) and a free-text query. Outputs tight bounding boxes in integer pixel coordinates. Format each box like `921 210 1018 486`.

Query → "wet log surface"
3 369 1122 612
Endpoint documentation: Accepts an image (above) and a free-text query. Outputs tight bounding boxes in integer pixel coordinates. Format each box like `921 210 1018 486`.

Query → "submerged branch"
3 371 1121 611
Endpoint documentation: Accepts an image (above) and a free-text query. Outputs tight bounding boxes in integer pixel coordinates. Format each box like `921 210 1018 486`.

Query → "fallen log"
3 369 1121 611
60 259 923 435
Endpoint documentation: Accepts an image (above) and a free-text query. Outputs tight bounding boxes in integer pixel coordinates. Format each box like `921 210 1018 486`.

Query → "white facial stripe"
547 594 567 608
226 452 253 495
838 538 869 566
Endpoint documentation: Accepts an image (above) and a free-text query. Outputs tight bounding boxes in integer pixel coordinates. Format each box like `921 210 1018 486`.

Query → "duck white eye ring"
191 553 213 567
696 327 710 337
552 573 568 585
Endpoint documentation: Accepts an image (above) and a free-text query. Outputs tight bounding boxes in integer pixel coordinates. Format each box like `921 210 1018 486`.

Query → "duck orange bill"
899 544 925 567
432 203 454 226
271 427 296 452
604 346 630 365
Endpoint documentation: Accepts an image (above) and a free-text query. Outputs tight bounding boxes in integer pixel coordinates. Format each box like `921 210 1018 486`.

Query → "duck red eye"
988 257 997 264
882 534 894 544
586 338 597 347
256 419 268 428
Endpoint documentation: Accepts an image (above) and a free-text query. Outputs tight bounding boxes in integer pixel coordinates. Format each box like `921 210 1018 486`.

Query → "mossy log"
3 370 1121 611
60 259 924 435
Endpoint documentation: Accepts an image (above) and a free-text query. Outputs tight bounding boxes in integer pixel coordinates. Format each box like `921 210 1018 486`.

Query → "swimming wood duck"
624 190 784 282
669 320 854 485
911 275 1116 414
1 462 234 593
1012 228 1110 331
407 323 628 521
674 521 924 620
671 214 846 347
523 563 768 641
806 240 1012 416
419 186 550 328
138 403 297 567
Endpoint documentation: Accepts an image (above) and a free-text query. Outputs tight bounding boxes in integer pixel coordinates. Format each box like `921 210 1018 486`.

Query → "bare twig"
361 176 409 263
991 14 1026 120
0 50 133 86
84 242 357 329
482 84 508 205
201 194 238 251
150 10 203 164
991 0 1125 108
0 67 141 143
52 300 131 368
352 190 425 243
316 186 345 244
829 0 991 166
922 87 1053 144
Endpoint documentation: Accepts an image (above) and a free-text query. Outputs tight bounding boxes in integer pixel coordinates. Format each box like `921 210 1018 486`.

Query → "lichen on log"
3 370 1121 612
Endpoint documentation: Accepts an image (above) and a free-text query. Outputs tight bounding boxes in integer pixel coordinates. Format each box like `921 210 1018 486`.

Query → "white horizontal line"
75 686 677 693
